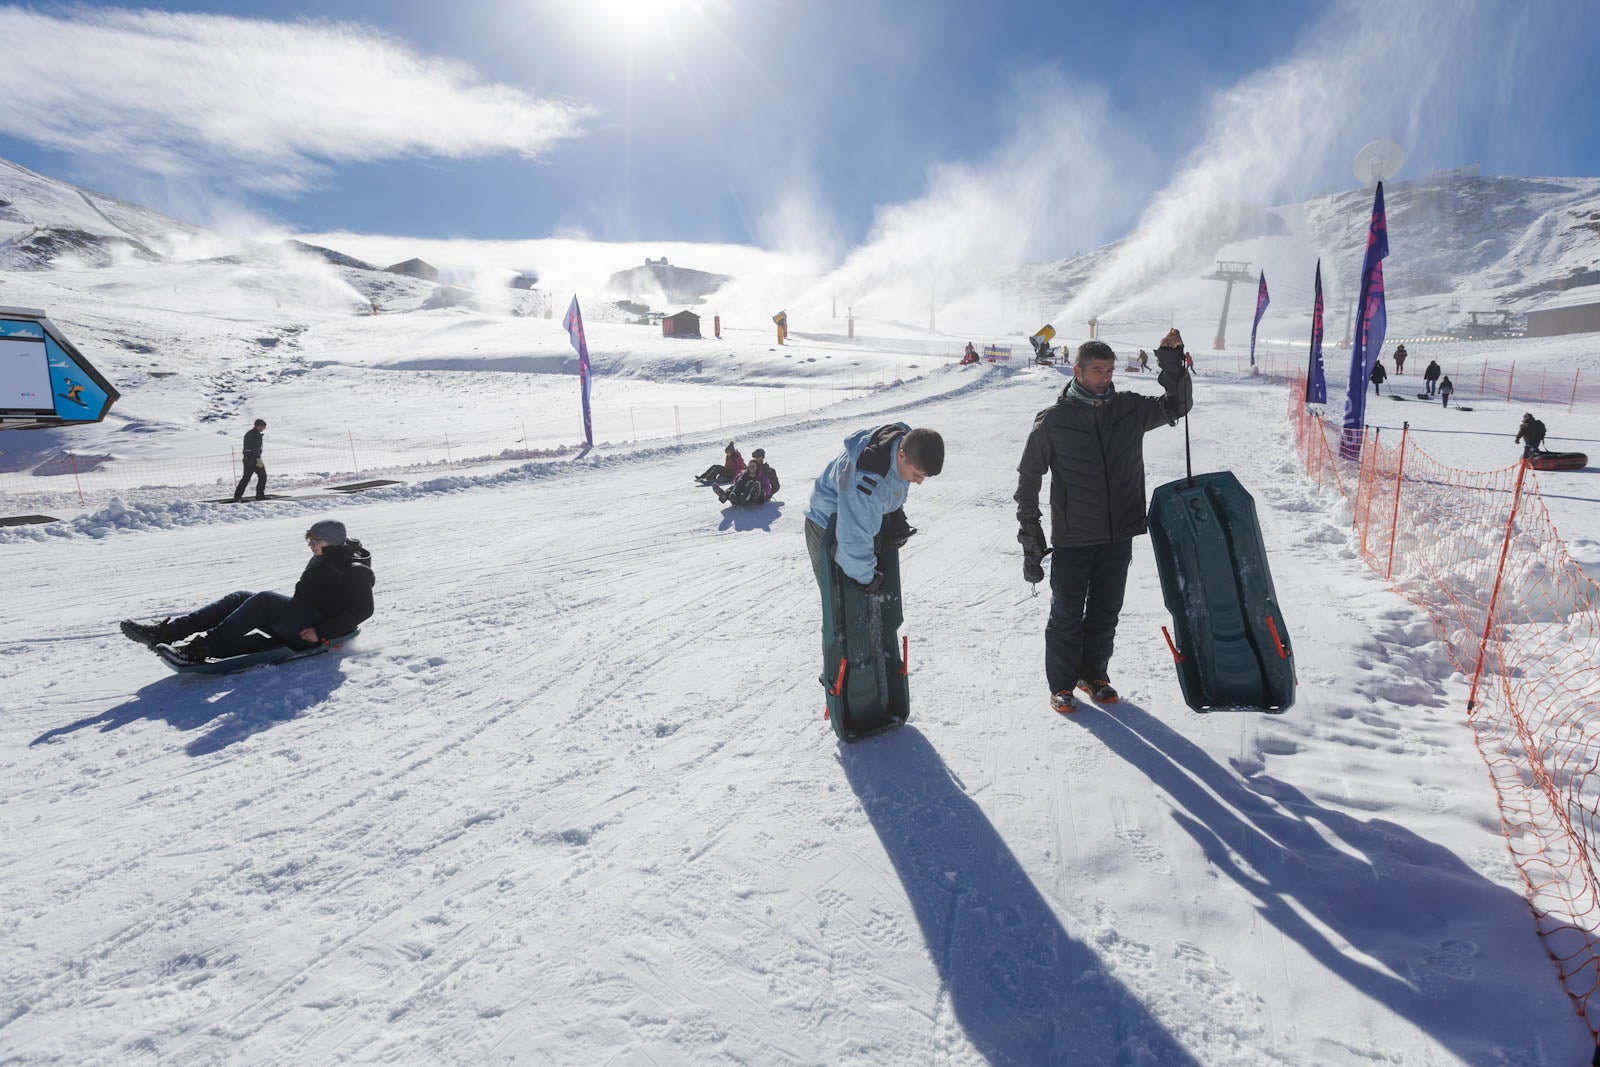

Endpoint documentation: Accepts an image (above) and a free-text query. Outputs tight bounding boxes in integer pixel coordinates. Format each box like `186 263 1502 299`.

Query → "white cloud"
0 6 591 193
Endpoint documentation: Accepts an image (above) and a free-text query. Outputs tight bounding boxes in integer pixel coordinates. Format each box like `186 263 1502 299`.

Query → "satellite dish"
1353 140 1404 186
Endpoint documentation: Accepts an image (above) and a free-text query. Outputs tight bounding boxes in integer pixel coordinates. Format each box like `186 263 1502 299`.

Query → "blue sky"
1 0 1597 256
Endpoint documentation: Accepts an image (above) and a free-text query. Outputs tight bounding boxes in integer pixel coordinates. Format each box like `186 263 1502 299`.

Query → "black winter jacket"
293 539 375 636
1015 352 1193 547
242 427 264 464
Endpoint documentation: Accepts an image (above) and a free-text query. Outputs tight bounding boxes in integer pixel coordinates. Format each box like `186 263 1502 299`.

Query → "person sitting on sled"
695 441 745 485
718 449 777 505
120 519 375 664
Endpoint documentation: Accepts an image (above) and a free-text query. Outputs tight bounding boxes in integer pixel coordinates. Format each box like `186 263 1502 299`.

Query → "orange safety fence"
1288 376 1600 1044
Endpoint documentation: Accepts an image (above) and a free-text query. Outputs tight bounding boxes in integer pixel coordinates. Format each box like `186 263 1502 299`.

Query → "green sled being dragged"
1147 472 1295 713
818 516 910 742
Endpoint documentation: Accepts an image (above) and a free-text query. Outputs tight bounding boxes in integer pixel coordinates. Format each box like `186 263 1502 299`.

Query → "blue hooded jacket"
806 423 911 584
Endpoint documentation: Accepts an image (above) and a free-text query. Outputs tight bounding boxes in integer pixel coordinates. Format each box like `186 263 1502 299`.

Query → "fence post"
1385 422 1409 580
444 434 453 467
68 451 84 506
1572 370 1580 413
348 430 360 474
1358 428 1380 554
674 406 681 439
630 407 637 442
1468 458 1530 712
1505 361 1515 402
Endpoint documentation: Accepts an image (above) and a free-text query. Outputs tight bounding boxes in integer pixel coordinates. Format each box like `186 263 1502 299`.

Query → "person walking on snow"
805 423 943 598
1516 412 1547 457
1393 344 1408 374
1015 329 1193 714
1370 359 1388 396
1439 375 1454 407
232 418 267 502
1423 359 1441 396
120 519 375 664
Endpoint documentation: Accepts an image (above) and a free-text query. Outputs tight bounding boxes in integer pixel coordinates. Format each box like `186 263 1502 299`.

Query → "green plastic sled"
1147 472 1295 713
818 517 910 741
160 628 361 676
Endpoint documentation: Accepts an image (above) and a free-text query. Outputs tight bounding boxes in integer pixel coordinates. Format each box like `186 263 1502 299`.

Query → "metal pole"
1213 280 1235 350
1468 459 1530 711
444 434 453 467
348 430 360 474
630 407 637 442
1571 370 1580 413
1505 361 1515 402
69 451 84 506
1385 422 1409 580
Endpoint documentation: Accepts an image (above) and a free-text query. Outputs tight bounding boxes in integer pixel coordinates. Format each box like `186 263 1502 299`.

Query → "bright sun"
584 0 710 34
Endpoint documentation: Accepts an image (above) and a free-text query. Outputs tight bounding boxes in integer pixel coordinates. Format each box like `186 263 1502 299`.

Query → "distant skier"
1516 412 1547 457
718 449 777 505
1423 359 1442 396
1439 375 1454 408
1138 349 1150 372
1015 329 1193 713
694 441 745 485
232 418 267 502
120 519 375 664
1370 359 1388 396
1393 344 1408 374
805 423 943 596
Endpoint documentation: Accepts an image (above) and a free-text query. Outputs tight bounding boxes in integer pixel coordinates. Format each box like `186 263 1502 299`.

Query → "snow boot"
120 618 174 649
1050 690 1078 714
714 486 730 503
1077 678 1120 703
157 637 212 666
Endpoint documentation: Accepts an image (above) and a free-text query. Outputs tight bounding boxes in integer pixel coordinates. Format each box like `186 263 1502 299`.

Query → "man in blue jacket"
805 423 943 596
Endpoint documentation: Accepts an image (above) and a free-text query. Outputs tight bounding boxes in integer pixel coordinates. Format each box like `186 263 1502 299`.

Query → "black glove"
1023 556 1045 585
1155 345 1184 374
1018 522 1048 584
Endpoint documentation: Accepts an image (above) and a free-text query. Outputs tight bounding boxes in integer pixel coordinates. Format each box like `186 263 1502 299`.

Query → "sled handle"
1160 626 1184 664
1265 616 1289 660
829 660 846 696
900 636 909 676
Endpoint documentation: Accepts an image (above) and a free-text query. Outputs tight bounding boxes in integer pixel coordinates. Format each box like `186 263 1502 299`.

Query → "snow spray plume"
1059 0 1510 325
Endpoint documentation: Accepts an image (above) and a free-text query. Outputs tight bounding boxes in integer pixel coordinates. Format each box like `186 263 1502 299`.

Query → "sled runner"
1147 472 1295 713
818 516 910 741
1528 451 1588 472
159 629 360 675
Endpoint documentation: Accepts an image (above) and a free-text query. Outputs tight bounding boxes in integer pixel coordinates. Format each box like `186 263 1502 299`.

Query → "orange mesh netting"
1288 377 1600 1039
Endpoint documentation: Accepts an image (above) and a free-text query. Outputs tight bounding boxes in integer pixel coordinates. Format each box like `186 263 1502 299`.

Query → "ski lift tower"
1202 260 1256 350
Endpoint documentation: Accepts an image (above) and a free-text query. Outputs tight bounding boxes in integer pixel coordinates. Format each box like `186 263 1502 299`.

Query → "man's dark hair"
1076 340 1116 365
902 428 944 476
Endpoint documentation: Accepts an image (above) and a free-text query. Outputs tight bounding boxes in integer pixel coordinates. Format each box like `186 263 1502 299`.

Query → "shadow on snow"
840 725 1200 1066
717 498 784 532
1070 697 1572 1063
31 655 347 757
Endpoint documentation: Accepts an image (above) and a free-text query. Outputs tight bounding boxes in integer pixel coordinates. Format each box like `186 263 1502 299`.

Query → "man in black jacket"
1015 330 1193 713
120 519 375 663
233 418 267 502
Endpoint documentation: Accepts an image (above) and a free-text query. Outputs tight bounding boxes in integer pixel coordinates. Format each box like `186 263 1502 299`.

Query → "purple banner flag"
1249 271 1269 368
563 295 594 448
1305 259 1327 405
1339 183 1389 459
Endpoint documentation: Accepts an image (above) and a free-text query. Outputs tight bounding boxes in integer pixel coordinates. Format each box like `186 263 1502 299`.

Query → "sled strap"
1160 626 1184 663
899 636 909 676
829 660 846 696
1266 616 1289 660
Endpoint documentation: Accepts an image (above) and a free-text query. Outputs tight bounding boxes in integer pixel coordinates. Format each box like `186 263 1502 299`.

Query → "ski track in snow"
2 366 1593 1066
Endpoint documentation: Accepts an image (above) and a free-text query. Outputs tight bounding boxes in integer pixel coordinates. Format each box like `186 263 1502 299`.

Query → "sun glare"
585 0 710 35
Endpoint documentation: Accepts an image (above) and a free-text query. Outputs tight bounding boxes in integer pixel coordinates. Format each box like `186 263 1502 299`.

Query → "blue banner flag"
1306 259 1327 405
1339 183 1389 459
563 295 594 447
1249 271 1269 368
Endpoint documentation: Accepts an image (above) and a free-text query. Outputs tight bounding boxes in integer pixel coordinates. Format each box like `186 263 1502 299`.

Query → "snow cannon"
0 306 119 429
1147 471 1296 713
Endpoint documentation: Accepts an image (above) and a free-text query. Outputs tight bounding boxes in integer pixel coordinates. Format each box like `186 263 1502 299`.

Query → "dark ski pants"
1371 381 1382 396
1045 539 1133 693
1441 394 1451 407
169 590 320 657
1425 380 1437 396
234 462 266 501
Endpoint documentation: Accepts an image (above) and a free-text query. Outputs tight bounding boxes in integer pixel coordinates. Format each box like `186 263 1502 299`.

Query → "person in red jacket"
694 441 745 485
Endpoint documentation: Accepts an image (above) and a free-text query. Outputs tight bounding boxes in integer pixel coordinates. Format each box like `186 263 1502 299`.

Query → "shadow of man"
718 499 784 532
1071 697 1571 1062
840 726 1200 1066
32 655 348 757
